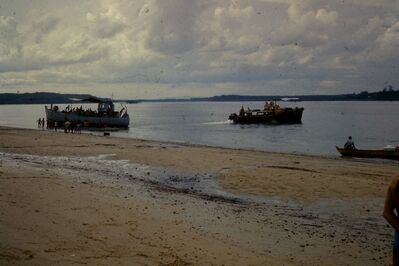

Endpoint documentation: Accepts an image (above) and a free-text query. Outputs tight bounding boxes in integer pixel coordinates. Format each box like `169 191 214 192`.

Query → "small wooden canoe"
336 146 399 160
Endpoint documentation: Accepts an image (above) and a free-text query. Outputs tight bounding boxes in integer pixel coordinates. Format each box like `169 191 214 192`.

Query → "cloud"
138 0 204 55
270 1 338 47
334 15 399 69
0 0 398 98
0 16 18 41
0 16 20 63
86 5 127 38
30 16 60 43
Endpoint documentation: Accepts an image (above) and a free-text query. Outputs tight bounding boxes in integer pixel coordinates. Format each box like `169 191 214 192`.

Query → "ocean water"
0 101 398 156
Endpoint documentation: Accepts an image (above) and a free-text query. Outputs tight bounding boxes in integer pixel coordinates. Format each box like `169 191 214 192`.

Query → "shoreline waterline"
0 125 331 159
1 101 399 156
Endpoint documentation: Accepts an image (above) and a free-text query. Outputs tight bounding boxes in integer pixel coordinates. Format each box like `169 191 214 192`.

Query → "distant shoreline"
1 88 399 104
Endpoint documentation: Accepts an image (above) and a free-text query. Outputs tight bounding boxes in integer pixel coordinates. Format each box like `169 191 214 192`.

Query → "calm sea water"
0 101 398 156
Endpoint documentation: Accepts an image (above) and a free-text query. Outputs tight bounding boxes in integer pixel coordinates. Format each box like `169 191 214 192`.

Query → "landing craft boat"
229 101 304 124
336 146 399 160
45 98 129 128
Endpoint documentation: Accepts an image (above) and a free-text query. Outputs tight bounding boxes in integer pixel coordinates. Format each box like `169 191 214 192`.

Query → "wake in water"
200 120 233 125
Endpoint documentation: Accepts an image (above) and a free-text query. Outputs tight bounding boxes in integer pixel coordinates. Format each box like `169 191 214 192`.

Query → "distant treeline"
1 87 399 104
0 92 94 104
135 87 399 102
188 87 399 102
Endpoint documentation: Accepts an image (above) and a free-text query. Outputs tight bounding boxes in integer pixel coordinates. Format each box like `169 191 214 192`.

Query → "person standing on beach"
383 176 399 266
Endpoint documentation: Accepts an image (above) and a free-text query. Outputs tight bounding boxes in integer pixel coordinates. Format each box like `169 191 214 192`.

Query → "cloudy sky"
0 0 398 99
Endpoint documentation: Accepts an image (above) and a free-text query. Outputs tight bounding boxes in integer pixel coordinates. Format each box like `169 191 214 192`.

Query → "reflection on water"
0 101 398 156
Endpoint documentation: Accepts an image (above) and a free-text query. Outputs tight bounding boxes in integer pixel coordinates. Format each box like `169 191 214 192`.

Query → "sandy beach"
1 127 398 265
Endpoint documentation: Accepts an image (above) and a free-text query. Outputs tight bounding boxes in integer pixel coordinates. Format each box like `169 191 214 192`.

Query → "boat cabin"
243 110 266 117
98 101 115 114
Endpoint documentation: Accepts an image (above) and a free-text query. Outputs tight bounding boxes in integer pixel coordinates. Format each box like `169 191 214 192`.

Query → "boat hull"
336 146 399 160
45 106 129 128
229 108 304 124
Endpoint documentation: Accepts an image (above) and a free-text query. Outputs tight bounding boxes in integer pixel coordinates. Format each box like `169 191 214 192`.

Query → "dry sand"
0 127 398 265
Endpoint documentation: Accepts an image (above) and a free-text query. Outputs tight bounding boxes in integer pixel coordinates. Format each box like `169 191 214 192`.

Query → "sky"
0 0 398 99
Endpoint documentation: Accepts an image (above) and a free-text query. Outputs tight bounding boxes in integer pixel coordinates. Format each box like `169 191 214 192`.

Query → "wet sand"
0 127 398 265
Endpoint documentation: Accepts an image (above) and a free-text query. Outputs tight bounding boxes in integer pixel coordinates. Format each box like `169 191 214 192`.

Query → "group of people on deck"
63 105 97 117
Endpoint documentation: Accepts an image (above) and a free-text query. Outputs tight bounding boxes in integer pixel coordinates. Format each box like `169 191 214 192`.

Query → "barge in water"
229 101 304 124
